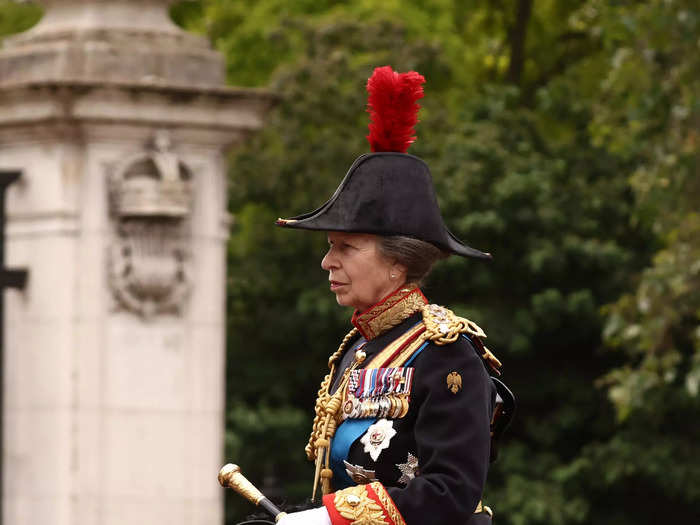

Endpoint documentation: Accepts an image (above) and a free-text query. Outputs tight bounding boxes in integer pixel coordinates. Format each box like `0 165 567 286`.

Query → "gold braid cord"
369 483 406 525
306 328 360 461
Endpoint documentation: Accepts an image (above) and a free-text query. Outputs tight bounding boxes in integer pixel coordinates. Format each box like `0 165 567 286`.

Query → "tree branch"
506 0 533 85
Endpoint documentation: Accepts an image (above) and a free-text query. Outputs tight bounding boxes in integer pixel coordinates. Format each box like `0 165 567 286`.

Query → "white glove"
276 506 331 525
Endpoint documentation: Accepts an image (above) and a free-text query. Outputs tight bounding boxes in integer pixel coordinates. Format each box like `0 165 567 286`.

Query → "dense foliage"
0 0 40 38
3 0 698 523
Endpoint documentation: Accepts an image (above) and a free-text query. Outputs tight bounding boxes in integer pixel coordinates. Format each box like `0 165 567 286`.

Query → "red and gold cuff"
323 482 405 525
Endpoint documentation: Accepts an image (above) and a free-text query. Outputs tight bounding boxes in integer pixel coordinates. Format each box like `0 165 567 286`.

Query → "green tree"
595 0 699 417
0 0 41 39
588 0 700 520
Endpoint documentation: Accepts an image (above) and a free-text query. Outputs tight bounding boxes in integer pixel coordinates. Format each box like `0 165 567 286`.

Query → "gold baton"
218 463 287 523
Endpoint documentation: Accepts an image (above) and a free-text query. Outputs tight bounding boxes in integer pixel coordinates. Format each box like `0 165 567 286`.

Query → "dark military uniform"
305 286 499 525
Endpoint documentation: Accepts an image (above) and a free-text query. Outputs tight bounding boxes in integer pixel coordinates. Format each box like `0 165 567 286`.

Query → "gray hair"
378 236 449 285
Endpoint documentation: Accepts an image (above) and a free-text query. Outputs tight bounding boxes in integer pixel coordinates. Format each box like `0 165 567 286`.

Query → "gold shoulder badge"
447 371 462 394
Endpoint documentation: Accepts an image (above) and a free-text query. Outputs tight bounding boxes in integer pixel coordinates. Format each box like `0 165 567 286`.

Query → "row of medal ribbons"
348 367 414 398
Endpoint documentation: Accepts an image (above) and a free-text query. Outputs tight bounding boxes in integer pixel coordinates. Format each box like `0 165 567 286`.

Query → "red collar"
351 285 428 340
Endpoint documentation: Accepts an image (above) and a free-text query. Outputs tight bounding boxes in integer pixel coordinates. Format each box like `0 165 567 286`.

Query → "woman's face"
321 232 405 312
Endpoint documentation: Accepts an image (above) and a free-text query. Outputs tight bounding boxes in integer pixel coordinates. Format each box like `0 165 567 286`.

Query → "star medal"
396 452 419 485
360 419 396 461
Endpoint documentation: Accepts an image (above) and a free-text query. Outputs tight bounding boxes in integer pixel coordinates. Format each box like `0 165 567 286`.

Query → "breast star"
360 418 396 461
396 452 419 485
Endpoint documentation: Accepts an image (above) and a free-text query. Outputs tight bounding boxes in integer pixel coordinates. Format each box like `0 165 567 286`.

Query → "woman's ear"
391 262 408 281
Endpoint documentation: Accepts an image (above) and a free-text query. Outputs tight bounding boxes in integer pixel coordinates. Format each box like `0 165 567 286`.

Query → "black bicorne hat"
276 66 491 260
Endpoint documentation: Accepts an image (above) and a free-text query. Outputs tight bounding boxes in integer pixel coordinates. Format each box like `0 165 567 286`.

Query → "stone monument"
0 1 274 523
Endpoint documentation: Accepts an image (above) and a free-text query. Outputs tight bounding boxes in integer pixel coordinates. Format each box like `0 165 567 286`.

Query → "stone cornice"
1 0 228 88
0 81 277 134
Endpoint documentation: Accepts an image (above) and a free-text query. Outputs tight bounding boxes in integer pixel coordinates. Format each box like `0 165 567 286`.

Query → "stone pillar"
0 1 273 524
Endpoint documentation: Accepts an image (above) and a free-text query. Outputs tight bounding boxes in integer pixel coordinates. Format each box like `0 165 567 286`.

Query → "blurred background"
1 0 698 524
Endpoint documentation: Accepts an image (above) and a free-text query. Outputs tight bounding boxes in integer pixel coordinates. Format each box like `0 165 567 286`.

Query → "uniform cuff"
323 482 405 525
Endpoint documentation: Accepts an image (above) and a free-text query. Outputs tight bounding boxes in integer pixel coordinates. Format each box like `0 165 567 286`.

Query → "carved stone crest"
108 131 192 317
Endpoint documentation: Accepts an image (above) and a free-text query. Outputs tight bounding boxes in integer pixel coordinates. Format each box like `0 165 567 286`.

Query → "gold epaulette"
422 304 486 344
421 304 502 372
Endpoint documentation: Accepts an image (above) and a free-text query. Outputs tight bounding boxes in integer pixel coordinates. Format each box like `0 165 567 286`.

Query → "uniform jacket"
311 286 497 525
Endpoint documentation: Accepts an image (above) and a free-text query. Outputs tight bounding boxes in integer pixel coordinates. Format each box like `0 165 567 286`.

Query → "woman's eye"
328 240 355 251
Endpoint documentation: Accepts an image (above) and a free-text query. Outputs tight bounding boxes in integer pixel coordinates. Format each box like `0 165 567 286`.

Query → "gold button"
346 494 361 507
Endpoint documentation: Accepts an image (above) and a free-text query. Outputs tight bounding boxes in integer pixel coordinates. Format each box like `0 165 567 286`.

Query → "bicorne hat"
276 66 491 260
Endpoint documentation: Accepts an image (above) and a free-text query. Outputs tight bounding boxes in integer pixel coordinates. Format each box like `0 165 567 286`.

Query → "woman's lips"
329 281 348 291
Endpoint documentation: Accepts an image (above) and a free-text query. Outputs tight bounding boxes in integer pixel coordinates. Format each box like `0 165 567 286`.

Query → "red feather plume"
366 65 426 153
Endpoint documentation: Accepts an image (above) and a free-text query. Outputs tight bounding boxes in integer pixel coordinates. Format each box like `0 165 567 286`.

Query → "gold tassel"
307 336 367 500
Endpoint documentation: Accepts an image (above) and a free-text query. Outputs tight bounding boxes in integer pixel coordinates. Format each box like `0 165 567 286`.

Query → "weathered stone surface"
1 0 224 87
1 2 273 524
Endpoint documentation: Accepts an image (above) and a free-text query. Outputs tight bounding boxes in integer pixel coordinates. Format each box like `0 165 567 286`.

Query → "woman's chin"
334 292 359 310
334 293 350 307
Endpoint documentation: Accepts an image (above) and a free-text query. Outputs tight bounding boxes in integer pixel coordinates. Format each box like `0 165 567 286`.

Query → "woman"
273 67 507 525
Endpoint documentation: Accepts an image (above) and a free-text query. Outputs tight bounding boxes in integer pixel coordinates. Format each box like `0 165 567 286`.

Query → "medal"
360 419 396 461
349 367 414 398
343 461 378 484
396 453 420 485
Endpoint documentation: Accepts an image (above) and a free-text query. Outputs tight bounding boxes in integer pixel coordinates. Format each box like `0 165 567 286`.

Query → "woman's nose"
321 249 336 270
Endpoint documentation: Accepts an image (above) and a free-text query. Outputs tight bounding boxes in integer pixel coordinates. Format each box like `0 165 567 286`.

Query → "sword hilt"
218 463 287 523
